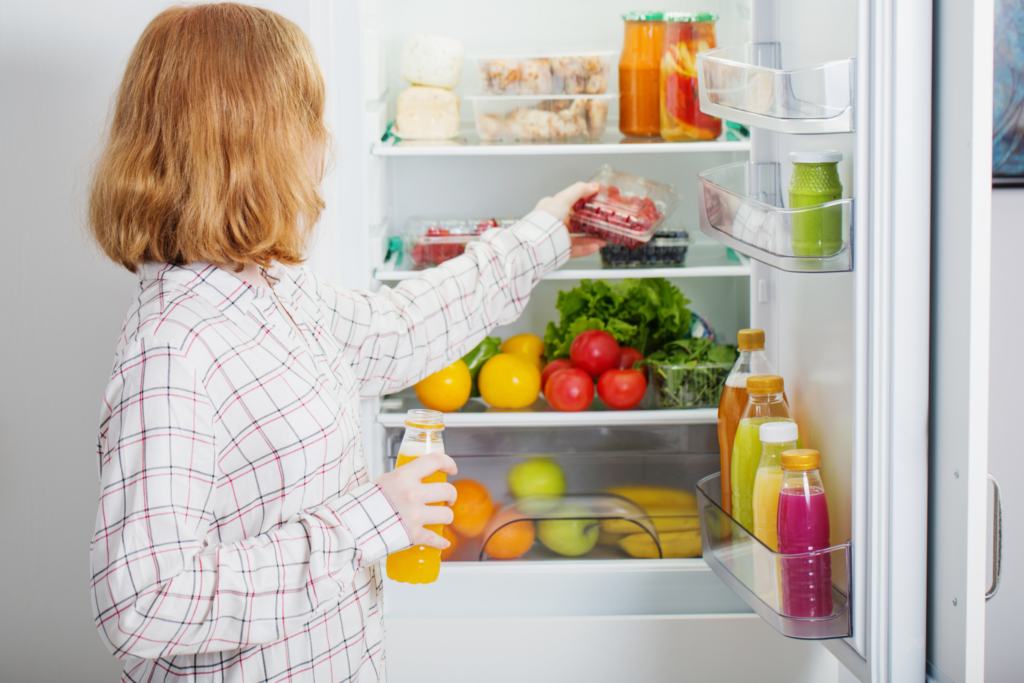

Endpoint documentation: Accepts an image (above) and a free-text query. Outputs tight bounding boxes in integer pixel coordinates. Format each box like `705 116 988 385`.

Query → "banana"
618 529 703 559
597 529 625 546
600 509 700 535
604 485 698 514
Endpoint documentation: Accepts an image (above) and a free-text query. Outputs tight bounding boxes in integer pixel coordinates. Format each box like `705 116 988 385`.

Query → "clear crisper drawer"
695 473 852 640
697 161 853 273
385 424 717 563
696 43 855 134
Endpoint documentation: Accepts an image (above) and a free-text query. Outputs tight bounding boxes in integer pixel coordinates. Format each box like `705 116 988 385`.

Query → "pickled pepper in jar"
619 12 665 137
660 12 722 142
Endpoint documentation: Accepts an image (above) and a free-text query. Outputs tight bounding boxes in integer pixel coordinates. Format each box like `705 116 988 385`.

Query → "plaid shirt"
90 212 570 683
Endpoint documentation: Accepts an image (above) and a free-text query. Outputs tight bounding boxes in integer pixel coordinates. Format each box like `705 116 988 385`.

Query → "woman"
87 5 601 682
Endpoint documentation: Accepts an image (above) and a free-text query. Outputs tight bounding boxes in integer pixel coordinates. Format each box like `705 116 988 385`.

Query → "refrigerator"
290 0 997 680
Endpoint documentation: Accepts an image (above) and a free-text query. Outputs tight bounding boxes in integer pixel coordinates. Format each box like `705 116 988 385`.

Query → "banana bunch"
600 485 703 559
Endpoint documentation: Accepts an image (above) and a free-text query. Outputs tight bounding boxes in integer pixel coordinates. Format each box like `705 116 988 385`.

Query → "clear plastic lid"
759 421 799 444
568 165 680 246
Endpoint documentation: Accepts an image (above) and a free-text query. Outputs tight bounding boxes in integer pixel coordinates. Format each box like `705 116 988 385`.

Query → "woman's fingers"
420 482 458 506
569 235 606 259
420 504 456 526
411 527 450 550
555 180 600 206
405 452 458 479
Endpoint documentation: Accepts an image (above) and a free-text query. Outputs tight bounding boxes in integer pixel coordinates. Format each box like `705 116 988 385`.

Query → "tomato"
540 358 574 391
597 369 647 410
618 347 644 370
544 368 595 412
570 330 621 378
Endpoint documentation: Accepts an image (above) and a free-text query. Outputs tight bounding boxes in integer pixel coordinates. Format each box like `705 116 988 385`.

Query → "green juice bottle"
731 375 800 531
789 151 843 257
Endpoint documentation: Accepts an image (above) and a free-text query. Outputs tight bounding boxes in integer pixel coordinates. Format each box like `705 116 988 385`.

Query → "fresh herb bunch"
544 278 692 359
641 339 738 409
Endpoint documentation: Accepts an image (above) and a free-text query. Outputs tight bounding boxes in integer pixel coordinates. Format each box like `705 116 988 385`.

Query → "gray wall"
986 188 1024 681
0 2 316 681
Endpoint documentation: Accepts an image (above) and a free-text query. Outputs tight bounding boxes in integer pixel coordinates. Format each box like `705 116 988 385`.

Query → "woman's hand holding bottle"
374 453 458 549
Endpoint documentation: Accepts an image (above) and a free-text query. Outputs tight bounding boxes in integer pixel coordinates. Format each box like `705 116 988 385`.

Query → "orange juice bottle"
386 409 447 584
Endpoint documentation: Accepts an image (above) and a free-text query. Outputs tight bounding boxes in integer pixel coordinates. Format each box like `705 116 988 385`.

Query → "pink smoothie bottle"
777 449 833 618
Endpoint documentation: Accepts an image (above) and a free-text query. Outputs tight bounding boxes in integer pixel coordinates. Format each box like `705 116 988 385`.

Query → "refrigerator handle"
986 473 1003 601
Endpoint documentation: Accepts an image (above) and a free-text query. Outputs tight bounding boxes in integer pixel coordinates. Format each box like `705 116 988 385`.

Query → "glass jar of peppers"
660 12 722 142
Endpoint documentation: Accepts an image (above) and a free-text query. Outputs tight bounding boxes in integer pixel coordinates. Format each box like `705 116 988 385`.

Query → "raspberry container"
403 217 517 268
569 166 680 247
475 52 615 96
469 94 614 142
600 228 690 268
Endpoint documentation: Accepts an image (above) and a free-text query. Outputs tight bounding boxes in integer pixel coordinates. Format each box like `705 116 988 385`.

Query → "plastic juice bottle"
619 12 666 137
717 329 777 513
731 375 796 531
778 449 833 618
752 421 798 550
789 151 843 256
386 409 447 585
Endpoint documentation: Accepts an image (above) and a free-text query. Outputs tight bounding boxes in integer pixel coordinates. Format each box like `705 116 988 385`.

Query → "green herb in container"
641 339 738 409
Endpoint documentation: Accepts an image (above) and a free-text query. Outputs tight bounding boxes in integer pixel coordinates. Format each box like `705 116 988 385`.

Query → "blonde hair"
89 3 328 272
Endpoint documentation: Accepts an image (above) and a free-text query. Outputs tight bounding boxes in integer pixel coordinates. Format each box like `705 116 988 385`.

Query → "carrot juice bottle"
386 409 447 584
619 12 665 137
717 329 776 513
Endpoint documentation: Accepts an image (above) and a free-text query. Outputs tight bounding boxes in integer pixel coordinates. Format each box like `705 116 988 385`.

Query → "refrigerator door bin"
695 472 852 640
697 161 853 273
696 43 855 134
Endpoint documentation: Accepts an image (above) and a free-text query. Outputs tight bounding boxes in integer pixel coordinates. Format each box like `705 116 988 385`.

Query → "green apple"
537 508 599 557
508 457 566 499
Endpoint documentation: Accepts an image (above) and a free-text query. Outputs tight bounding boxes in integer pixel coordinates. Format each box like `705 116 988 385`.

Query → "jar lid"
737 328 764 351
664 11 719 22
782 448 821 471
746 374 783 395
789 150 843 164
622 11 665 21
759 420 798 444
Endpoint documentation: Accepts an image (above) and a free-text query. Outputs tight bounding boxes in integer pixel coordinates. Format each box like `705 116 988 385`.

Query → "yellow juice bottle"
752 421 799 551
386 409 447 585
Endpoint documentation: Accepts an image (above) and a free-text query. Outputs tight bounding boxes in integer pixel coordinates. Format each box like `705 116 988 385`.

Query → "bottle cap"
746 374 784 395
737 328 765 351
759 421 798 444
789 150 843 164
622 11 664 21
782 449 820 470
664 11 719 22
405 409 444 429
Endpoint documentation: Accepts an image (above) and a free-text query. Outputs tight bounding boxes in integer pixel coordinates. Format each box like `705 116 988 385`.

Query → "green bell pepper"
462 336 501 397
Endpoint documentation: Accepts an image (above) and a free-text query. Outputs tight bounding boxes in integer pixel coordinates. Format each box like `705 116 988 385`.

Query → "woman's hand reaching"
534 181 606 259
374 453 459 549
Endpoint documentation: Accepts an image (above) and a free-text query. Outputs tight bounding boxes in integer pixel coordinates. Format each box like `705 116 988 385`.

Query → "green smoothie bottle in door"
789 151 843 256
731 375 799 530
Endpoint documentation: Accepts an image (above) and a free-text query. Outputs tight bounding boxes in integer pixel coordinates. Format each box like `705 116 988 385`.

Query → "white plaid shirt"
90 212 570 682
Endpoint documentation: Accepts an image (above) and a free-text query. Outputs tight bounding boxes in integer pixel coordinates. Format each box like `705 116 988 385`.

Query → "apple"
537 507 600 557
507 457 566 499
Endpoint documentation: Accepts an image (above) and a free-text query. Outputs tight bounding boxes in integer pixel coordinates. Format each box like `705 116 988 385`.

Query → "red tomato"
570 330 621 378
597 369 647 410
544 368 595 412
541 358 574 392
618 347 644 370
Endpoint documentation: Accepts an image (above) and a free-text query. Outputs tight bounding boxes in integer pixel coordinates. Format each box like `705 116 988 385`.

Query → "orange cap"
746 375 784 395
782 449 820 471
737 329 765 351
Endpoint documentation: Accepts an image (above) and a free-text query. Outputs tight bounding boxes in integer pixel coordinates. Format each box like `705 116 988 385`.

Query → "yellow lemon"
478 353 542 409
414 359 472 412
500 333 546 358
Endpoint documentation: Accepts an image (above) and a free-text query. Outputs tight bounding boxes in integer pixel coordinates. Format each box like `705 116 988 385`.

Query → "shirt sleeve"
89 339 412 660
312 210 572 397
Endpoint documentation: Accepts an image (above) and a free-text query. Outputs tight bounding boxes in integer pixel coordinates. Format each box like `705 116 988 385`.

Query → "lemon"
500 333 545 358
414 359 472 412
478 353 542 409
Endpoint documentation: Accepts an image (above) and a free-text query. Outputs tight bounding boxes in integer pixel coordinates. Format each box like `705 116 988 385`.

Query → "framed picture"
994 0 1024 183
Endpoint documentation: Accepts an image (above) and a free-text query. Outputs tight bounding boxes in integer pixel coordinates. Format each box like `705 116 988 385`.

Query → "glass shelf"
696 161 853 273
697 43 855 135
695 473 853 640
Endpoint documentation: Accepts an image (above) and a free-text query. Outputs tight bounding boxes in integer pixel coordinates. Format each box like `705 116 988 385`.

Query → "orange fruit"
484 518 536 560
440 525 461 561
450 479 494 538
414 359 472 412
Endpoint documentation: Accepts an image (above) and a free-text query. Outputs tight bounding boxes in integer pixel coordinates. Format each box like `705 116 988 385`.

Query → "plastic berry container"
600 228 690 268
568 166 679 247
404 217 517 268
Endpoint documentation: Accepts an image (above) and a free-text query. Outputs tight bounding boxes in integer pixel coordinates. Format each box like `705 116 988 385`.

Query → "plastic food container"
648 360 731 409
568 166 680 247
600 228 689 268
469 94 613 142
475 52 614 95
403 217 517 268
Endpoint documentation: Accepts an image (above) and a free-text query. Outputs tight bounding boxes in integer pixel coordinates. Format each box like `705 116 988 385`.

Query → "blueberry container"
600 229 690 268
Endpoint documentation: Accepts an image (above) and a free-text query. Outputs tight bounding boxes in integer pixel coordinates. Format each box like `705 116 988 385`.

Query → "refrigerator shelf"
697 161 853 273
696 43 855 135
377 390 718 428
695 473 853 640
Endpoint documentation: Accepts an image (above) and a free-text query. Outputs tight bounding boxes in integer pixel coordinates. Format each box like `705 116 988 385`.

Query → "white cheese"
395 87 460 140
401 34 464 89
